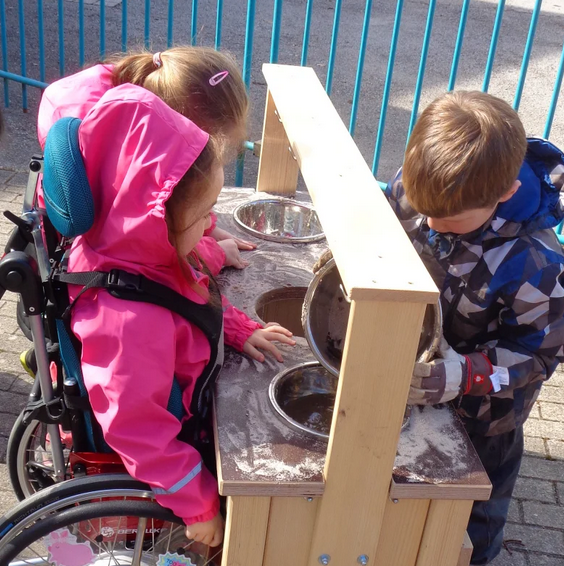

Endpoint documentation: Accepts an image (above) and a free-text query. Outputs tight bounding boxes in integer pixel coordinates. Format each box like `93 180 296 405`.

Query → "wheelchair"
0 117 221 564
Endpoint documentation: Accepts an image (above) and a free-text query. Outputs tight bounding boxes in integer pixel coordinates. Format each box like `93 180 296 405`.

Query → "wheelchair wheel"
7 412 71 500
0 474 221 566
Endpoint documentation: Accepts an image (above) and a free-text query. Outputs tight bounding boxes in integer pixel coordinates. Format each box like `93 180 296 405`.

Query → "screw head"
318 555 330 565
306 497 313 502
29 306 35 313
357 555 369 565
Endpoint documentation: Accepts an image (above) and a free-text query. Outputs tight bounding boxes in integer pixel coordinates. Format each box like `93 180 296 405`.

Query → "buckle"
108 269 142 292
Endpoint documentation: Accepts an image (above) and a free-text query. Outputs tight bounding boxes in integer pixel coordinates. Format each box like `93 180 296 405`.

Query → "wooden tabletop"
214 188 491 501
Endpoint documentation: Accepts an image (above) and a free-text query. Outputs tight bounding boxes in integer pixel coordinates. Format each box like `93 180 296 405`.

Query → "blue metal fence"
0 0 563 194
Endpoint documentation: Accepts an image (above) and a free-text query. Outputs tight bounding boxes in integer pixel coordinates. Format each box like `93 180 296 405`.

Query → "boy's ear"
498 180 521 203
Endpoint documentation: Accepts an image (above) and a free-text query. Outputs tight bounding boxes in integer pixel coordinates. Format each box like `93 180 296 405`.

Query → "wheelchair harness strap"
54 268 224 450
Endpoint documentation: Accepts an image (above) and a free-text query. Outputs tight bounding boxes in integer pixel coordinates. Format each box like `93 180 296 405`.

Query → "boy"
387 91 564 564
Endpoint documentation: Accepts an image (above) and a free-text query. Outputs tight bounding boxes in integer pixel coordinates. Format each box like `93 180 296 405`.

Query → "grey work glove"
312 249 333 274
408 337 494 406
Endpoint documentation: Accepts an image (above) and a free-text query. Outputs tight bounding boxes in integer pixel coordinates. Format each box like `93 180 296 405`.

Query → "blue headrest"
43 117 94 238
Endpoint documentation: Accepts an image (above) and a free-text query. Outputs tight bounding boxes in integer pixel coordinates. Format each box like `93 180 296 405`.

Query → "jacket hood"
70 83 209 293
493 138 564 237
38 64 114 149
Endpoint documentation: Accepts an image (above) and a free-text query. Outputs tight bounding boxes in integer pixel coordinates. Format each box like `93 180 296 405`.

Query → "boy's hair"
402 91 527 218
110 46 248 162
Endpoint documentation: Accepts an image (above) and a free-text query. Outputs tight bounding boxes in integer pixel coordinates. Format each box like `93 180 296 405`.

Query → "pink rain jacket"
68 84 261 525
37 64 226 275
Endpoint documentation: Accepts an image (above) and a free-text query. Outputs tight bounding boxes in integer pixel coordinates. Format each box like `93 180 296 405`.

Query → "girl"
37 46 254 271
67 84 294 548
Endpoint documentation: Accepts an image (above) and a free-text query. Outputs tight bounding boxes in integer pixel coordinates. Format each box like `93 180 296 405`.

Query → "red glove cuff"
463 352 494 396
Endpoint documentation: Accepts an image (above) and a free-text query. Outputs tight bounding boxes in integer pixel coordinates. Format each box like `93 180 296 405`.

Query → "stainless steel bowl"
302 258 442 376
269 362 337 440
269 362 411 441
233 199 325 243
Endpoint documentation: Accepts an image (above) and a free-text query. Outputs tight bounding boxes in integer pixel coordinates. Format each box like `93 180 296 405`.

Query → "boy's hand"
218 239 250 269
408 338 494 405
185 512 225 547
243 324 296 363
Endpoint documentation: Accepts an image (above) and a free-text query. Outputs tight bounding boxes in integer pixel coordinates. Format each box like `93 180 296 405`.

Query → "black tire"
6 412 70 500
0 474 220 565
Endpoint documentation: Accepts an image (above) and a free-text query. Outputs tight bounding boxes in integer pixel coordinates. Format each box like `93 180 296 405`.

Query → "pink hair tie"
209 71 229 86
153 52 163 69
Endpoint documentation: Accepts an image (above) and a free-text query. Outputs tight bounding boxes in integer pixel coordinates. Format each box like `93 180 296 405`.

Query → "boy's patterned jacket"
386 138 564 436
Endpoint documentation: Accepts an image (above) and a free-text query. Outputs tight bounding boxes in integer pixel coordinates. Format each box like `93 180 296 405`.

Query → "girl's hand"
218 239 250 269
243 323 296 363
212 226 256 250
185 512 225 547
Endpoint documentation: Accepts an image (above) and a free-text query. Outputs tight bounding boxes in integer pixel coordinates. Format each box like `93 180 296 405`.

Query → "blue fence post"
215 0 223 50
326 0 343 95
37 0 45 83
57 0 64 76
100 0 106 60
270 0 284 63
349 0 374 137
482 0 505 92
407 0 437 140
191 0 198 45
544 42 564 139
236 0 257 187
301 0 314 66
513 0 542 111
78 0 85 66
122 0 128 52
145 0 151 49
372 0 404 176
18 0 27 111
0 0 8 106
448 0 470 91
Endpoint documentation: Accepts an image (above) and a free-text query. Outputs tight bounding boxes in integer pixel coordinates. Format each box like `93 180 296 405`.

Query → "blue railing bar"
242 0 256 89
100 0 106 59
513 0 542 111
372 0 404 176
407 0 437 140
544 43 564 139
243 141 254 152
0 70 48 89
270 0 283 63
191 0 198 45
377 180 387 191
37 0 45 83
144 0 151 49
349 0 374 137
78 0 85 66
57 0 64 76
237 0 256 186
0 0 9 106
18 0 27 110
448 0 470 91
482 0 505 92
557 220 564 235
301 0 314 66
167 0 174 48
122 0 128 52
326 0 343 95
215 0 223 49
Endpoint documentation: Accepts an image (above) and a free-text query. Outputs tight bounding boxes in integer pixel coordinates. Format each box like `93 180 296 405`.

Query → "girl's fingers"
264 325 294 338
211 529 224 547
265 321 280 328
264 332 296 345
254 338 284 362
235 238 256 250
244 342 265 363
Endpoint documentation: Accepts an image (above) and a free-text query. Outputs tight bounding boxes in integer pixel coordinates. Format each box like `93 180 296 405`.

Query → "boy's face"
427 206 497 235
426 180 521 235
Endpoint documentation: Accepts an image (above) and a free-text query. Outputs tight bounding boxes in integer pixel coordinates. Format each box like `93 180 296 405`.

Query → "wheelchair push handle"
0 251 43 315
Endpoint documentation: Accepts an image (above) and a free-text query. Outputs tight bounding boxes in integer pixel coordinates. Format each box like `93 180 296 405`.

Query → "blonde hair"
403 91 527 218
110 46 249 162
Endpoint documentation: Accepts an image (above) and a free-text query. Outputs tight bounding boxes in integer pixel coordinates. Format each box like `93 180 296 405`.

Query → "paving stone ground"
0 176 563 565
